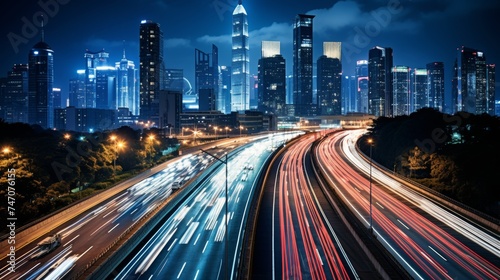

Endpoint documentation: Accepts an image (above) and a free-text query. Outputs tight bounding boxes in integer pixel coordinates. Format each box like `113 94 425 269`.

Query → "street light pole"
200 149 228 280
368 138 373 233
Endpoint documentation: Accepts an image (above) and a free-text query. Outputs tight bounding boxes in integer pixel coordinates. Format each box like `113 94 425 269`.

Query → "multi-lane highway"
252 131 376 279
113 132 300 279
314 129 500 279
0 137 263 280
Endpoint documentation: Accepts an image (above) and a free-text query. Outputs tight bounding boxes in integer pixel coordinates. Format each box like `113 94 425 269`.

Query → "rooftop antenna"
41 15 45 42
122 40 126 59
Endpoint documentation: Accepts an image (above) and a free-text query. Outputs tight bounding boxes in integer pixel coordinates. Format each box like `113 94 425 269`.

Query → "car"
241 171 248 181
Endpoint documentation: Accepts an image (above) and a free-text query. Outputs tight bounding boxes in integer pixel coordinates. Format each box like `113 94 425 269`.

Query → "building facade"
317 42 342 116
231 1 250 111
452 46 490 114
84 49 109 108
426 62 445 112
3 64 28 123
356 60 369 113
411 68 427 112
258 41 286 116
368 46 393 117
293 14 315 117
195 45 219 112
392 66 410 116
139 20 163 123
116 51 139 116
28 40 54 128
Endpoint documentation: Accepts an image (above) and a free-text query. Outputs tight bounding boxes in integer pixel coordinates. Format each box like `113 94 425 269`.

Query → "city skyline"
1 0 499 106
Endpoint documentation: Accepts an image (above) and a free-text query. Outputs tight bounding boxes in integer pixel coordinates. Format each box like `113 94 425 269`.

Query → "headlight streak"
315 130 500 279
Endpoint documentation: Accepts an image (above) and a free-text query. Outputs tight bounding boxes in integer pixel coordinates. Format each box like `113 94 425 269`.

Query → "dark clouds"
0 0 498 100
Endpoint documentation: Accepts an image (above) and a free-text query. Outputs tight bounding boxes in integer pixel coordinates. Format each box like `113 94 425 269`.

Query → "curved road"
113 132 300 279
252 131 377 279
315 129 500 279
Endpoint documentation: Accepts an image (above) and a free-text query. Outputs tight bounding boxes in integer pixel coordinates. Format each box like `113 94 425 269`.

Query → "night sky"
1 0 499 104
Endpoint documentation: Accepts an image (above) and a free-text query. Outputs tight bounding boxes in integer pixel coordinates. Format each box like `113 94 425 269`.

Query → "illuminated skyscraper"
196 45 218 111
116 50 139 115
317 42 342 115
356 60 369 113
368 46 393 117
140 20 163 123
84 49 109 108
231 0 249 111
411 68 427 112
392 66 410 116
4 64 28 123
28 37 54 128
96 66 116 110
426 62 444 112
293 14 315 117
452 46 488 114
219 65 232 114
487 64 496 115
258 41 286 115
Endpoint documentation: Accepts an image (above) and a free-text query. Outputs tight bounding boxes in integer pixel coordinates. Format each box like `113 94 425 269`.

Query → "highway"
0 138 257 280
113 132 301 279
252 131 365 279
314 129 500 279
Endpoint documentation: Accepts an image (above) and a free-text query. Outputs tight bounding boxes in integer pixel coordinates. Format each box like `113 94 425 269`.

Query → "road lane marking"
64 234 80 247
397 219 409 230
108 223 120 233
177 262 186 278
202 240 209 253
429 246 447 261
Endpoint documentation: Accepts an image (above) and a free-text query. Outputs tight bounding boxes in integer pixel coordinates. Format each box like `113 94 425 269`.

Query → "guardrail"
237 133 305 280
82 155 223 279
84 137 271 279
355 137 500 233
309 131 409 279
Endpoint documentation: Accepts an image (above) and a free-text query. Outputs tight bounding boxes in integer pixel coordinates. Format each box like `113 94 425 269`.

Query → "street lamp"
201 149 228 280
225 127 230 138
147 134 156 167
239 125 244 138
213 126 218 140
367 138 374 233
110 135 125 177
2 147 15 166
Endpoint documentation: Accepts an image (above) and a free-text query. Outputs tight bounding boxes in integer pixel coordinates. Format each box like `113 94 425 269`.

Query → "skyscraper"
140 20 163 123
219 65 232 114
84 49 109 108
195 45 218 111
368 46 393 117
426 62 445 112
4 64 28 123
411 68 427 112
231 0 249 112
28 37 54 128
391 66 410 116
452 46 487 114
258 41 286 115
317 42 342 115
293 14 315 117
487 64 496 115
116 50 139 115
356 60 369 113
95 66 116 110
69 70 86 108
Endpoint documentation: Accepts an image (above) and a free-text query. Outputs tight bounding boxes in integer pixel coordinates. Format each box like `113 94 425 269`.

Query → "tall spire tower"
231 0 249 112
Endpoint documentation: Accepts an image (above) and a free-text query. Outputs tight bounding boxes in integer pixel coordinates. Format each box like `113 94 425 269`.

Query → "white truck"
31 233 62 259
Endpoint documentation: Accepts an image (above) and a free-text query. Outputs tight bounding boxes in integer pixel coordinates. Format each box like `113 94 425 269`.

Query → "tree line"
0 121 177 231
359 108 500 219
